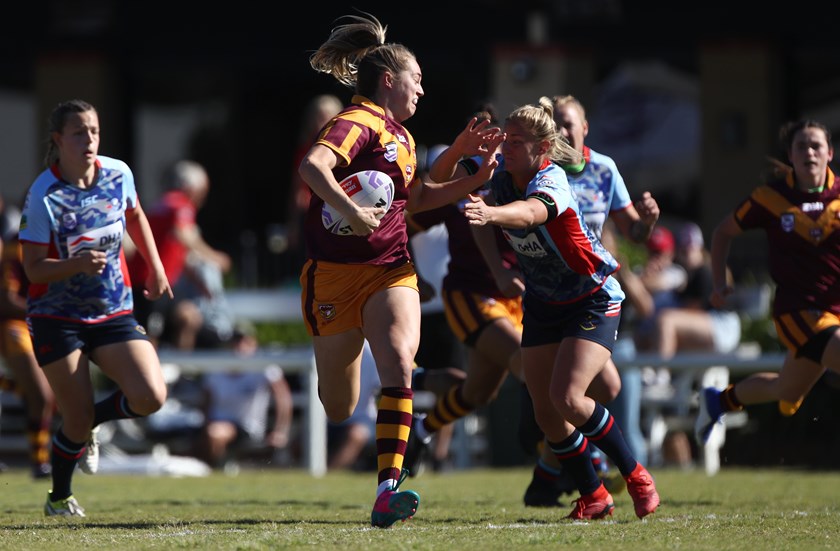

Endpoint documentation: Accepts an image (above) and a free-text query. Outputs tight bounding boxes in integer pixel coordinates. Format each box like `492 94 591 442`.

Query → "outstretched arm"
407 131 504 213
428 117 499 183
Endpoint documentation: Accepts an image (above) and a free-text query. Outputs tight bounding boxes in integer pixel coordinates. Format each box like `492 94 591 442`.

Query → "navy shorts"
28 314 150 367
521 289 621 351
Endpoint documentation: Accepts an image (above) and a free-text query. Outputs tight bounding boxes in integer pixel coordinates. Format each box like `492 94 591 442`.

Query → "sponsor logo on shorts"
319 304 336 321
578 315 597 331
135 325 147 335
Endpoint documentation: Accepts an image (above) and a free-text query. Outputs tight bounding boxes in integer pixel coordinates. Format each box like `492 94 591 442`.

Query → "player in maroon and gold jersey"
298 11 503 528
696 119 840 451
0 229 56 479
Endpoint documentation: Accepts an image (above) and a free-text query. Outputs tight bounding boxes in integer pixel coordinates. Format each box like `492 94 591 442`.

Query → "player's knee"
132 389 167 416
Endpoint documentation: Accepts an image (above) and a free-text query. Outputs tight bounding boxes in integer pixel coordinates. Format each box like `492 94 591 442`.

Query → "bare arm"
22 244 106 284
173 224 231 273
600 222 656 319
406 132 505 214
428 155 470 184
299 144 384 236
465 192 528 298
616 264 655 319
611 191 660 243
709 213 743 309
463 193 549 230
404 215 437 303
126 204 173 300
470 223 525 298
428 117 498 183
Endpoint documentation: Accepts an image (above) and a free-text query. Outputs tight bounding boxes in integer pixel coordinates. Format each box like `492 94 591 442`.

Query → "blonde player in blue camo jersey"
520 95 660 506
20 99 171 517
464 97 660 520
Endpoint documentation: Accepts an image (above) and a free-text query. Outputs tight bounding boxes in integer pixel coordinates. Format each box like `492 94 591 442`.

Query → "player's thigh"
94 339 167 407
364 285 421 386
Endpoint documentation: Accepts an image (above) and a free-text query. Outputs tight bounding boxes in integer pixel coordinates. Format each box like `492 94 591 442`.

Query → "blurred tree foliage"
254 321 310 346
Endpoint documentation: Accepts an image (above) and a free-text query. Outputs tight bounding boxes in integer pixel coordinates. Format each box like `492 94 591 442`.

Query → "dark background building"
2 1 839 286
2 0 839 471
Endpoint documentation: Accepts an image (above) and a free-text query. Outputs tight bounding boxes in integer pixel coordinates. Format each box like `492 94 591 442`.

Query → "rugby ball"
321 170 394 236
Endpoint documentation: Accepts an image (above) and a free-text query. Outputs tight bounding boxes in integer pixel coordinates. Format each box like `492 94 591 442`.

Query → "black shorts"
521 289 621 351
28 314 150 366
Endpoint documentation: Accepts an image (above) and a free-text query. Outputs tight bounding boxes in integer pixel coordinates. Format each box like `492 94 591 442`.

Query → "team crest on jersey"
62 212 78 231
319 304 336 321
384 141 398 162
780 213 795 232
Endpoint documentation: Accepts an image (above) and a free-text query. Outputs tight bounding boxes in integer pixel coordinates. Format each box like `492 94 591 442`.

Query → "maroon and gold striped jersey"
734 168 840 315
303 95 418 266
408 199 518 298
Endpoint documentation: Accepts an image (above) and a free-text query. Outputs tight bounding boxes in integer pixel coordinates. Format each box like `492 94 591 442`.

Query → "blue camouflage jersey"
566 146 632 240
486 161 624 305
19 156 137 322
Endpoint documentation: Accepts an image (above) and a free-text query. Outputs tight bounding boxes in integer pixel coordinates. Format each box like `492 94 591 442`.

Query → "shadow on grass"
2 517 369 531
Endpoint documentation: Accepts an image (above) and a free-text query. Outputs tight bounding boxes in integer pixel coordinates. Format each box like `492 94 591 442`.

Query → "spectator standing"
127 160 230 349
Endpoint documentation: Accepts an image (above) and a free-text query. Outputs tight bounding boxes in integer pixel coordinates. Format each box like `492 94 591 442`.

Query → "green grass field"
1 466 839 550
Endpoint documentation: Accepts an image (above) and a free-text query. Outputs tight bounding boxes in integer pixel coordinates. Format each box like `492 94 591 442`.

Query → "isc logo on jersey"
321 170 394 236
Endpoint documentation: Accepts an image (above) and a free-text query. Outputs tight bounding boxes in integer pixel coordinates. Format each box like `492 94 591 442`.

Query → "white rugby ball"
321 170 394 236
